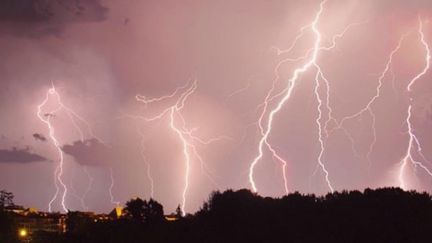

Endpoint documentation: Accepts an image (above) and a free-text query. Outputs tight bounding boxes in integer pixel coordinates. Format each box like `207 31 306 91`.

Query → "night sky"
1 0 432 214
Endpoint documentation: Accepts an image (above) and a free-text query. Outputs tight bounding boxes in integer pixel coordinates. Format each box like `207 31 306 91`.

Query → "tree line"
2 187 432 242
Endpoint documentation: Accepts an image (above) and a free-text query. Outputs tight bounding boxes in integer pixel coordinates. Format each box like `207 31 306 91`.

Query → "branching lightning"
249 0 336 193
225 82 251 102
399 17 432 189
131 80 228 215
407 18 432 92
327 34 408 169
37 85 69 212
69 166 92 211
109 167 120 206
312 68 334 192
137 128 155 199
37 83 102 212
81 166 94 211
29 4 432 214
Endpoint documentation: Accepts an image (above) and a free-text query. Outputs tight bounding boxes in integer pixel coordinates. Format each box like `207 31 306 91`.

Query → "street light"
18 228 30 242
18 228 28 238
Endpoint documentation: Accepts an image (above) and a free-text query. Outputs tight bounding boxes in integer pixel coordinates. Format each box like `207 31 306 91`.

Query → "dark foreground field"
2 187 432 243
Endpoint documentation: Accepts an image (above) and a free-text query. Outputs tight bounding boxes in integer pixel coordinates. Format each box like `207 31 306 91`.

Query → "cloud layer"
0 0 108 37
62 139 117 166
0 147 48 163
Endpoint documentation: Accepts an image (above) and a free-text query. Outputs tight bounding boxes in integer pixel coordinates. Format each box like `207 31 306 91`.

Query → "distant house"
164 214 179 222
9 207 66 237
108 206 124 219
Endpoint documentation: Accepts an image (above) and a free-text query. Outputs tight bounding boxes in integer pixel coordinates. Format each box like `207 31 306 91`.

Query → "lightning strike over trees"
109 167 120 206
37 85 68 212
132 80 228 215
399 17 432 189
249 0 335 193
248 3 432 196
37 84 104 212
2 0 432 217
138 128 155 199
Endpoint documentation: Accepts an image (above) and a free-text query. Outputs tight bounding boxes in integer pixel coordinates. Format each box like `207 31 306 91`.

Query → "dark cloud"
33 133 47 142
62 139 115 166
0 0 108 37
0 147 48 163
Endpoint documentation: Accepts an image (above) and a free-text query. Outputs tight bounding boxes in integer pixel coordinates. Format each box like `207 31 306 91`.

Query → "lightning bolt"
133 81 196 216
37 85 69 212
137 128 155 199
311 21 364 185
399 17 432 189
224 82 251 105
130 80 227 216
326 34 408 170
169 107 192 216
69 166 92 211
407 18 432 92
313 68 334 192
29 6 432 217
37 83 102 212
249 0 335 193
81 166 94 211
109 167 120 206
252 8 364 195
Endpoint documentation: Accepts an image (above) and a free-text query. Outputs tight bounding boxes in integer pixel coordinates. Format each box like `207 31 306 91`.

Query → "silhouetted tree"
0 190 17 242
66 211 94 233
0 190 14 208
125 198 146 222
26 187 432 242
175 204 182 218
145 199 164 223
125 198 164 223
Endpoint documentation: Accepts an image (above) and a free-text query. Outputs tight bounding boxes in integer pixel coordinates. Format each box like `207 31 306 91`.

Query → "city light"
18 228 28 238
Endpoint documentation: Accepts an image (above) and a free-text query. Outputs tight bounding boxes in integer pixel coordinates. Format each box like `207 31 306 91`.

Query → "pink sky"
0 0 432 214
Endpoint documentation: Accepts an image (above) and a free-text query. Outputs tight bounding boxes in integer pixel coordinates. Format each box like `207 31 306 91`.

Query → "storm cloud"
0 0 108 37
62 139 117 166
0 147 48 163
33 133 47 142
